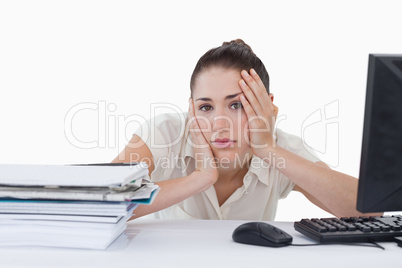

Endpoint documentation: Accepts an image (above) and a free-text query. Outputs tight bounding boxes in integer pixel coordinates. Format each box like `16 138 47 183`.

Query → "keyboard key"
346 224 357 231
371 226 381 232
337 225 348 231
350 217 360 222
356 224 371 232
300 219 328 233
327 226 337 232
381 226 391 232
340 217 351 222
359 216 369 222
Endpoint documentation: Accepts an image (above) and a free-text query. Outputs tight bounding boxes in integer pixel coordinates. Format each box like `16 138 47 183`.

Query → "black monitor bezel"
357 54 402 213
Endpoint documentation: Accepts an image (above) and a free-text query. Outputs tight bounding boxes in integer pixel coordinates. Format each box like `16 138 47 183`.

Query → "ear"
269 93 274 103
269 93 279 118
273 104 279 118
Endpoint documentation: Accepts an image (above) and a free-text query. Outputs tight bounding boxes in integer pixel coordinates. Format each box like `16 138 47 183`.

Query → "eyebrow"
195 92 242 102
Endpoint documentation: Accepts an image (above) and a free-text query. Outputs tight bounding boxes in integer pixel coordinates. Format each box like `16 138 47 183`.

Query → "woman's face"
192 67 253 168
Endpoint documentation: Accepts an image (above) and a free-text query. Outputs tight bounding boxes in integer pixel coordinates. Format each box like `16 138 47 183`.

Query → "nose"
212 114 232 132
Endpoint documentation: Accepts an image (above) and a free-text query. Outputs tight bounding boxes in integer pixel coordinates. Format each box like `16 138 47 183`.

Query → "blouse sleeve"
132 115 169 181
132 112 187 182
276 128 321 199
278 175 295 199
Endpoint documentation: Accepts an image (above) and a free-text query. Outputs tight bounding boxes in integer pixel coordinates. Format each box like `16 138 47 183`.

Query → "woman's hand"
188 98 219 189
239 69 278 161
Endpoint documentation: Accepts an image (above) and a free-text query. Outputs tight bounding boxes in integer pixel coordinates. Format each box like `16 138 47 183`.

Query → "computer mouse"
232 222 293 247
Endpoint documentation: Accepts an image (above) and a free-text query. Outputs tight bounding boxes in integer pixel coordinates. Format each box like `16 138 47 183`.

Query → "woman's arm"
113 99 218 220
126 171 214 220
270 146 381 217
112 134 155 177
112 135 211 219
113 134 216 220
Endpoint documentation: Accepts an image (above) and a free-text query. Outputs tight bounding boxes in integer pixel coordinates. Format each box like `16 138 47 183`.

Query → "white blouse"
134 112 320 220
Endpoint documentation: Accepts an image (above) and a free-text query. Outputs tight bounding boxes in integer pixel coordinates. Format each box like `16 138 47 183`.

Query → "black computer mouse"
232 222 293 247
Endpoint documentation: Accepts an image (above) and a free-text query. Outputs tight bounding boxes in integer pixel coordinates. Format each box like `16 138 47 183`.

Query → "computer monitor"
357 54 402 213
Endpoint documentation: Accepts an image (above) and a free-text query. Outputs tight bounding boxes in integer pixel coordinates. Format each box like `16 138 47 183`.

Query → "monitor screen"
357 54 402 213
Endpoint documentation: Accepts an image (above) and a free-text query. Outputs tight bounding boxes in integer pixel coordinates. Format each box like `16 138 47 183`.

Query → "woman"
114 39 376 220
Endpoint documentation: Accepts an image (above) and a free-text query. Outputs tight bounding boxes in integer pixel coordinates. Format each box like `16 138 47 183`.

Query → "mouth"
211 138 236 148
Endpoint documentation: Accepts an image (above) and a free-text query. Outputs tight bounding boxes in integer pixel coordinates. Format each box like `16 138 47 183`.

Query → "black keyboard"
294 215 402 243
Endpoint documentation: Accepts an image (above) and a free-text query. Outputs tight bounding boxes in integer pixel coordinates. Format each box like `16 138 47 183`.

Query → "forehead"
193 67 242 99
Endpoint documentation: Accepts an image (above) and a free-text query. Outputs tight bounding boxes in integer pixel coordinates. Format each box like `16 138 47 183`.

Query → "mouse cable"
290 241 385 250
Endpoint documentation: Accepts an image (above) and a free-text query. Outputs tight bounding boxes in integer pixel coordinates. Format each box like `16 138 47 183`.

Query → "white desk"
0 219 400 268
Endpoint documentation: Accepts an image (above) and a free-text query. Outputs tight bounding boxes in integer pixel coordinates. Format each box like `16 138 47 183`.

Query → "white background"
0 0 401 221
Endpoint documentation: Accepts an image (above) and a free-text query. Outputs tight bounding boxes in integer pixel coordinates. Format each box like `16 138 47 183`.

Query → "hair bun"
222 39 253 53
191 38 269 94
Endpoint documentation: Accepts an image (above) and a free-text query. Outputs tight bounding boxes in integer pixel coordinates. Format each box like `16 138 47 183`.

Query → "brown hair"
190 39 270 95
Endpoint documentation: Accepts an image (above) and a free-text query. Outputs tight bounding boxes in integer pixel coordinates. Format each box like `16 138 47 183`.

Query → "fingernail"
242 70 249 77
250 69 257 75
240 79 247 86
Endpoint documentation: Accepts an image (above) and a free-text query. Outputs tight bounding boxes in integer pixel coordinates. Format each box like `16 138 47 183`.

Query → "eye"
199 105 213 112
230 102 243 110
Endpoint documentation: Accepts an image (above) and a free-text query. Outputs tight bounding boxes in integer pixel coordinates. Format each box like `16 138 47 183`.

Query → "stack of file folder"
0 163 159 249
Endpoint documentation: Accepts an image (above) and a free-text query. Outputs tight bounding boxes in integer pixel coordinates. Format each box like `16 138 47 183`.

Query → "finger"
241 69 270 109
188 99 209 148
240 93 257 119
189 98 200 133
241 70 267 98
188 98 197 131
239 78 263 115
188 98 199 137
188 98 195 118
249 68 266 92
